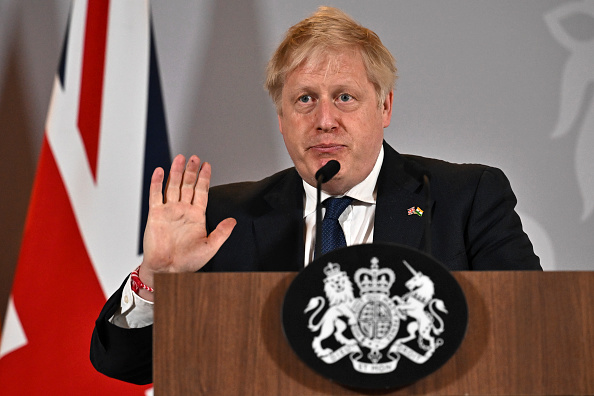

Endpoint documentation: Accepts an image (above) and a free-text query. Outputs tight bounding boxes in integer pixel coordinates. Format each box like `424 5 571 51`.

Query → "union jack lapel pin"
407 206 424 216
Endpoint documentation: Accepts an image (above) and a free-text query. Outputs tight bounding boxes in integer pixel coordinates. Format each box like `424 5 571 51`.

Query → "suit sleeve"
466 167 542 270
90 277 153 385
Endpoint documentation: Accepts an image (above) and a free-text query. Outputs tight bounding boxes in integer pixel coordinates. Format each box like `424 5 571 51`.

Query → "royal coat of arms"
304 258 448 373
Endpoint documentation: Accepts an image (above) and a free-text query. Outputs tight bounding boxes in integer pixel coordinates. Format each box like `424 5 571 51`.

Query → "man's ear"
277 114 284 135
382 90 394 128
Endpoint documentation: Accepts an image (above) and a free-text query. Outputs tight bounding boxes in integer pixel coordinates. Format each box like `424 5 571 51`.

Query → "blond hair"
265 6 397 114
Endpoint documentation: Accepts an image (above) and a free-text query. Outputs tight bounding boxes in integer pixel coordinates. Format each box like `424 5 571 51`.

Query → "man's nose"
315 99 339 132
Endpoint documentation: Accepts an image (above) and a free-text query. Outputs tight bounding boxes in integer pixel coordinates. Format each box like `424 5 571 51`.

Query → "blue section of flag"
58 5 72 89
138 19 171 255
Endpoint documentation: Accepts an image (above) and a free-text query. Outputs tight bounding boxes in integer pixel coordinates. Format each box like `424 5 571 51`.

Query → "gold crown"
354 257 395 295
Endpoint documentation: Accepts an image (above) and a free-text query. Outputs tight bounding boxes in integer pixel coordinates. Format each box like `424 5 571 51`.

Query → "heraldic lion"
304 263 357 357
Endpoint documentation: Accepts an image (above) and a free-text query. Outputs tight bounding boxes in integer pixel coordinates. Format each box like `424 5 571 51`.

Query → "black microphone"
403 160 433 256
315 160 340 183
314 160 340 259
423 174 432 256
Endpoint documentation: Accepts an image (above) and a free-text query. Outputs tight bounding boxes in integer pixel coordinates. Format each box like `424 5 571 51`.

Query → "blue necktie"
320 197 353 256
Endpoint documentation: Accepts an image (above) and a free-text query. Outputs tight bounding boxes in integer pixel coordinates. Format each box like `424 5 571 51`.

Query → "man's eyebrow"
285 84 315 95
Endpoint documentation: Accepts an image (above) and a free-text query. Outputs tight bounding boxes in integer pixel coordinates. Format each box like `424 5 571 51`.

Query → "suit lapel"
374 143 434 251
253 169 305 271
249 143 432 270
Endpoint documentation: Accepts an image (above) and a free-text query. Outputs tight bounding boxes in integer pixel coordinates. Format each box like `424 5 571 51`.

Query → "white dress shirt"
111 147 384 328
302 146 383 265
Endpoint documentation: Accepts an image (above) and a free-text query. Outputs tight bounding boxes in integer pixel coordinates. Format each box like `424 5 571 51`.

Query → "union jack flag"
0 0 169 393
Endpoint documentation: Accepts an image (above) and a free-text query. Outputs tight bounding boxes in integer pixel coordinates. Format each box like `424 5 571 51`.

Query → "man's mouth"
308 144 346 154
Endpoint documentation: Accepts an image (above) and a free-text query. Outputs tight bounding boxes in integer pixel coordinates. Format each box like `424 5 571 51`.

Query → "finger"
188 218 237 272
193 161 212 208
165 154 186 203
149 167 165 207
206 217 237 253
180 155 200 203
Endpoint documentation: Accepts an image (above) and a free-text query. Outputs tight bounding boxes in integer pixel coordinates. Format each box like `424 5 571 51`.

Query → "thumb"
207 217 237 252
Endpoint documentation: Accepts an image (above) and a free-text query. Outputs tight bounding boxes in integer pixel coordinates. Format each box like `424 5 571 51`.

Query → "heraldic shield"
282 243 468 390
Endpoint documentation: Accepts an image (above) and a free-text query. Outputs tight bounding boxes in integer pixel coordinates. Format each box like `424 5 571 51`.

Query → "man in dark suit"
91 6 540 385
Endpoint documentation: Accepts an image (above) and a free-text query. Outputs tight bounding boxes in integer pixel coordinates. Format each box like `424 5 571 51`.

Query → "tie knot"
323 197 353 220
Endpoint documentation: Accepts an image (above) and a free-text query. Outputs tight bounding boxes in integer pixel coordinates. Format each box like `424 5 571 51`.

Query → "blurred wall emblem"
545 0 594 221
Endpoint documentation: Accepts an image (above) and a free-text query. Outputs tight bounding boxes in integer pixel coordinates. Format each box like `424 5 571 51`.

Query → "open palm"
140 154 236 289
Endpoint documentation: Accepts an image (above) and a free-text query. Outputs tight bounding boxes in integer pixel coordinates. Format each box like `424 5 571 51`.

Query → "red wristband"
130 266 154 294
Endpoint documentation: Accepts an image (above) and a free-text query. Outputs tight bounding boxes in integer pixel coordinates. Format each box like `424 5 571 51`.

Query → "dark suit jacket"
90 142 541 384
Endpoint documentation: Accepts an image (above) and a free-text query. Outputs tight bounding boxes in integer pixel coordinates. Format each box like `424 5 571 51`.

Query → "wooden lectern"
154 272 594 395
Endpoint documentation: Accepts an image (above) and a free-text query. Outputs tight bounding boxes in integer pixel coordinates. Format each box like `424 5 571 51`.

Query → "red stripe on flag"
78 0 110 181
0 138 148 394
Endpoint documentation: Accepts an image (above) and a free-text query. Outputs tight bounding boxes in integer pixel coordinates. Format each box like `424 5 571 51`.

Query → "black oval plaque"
282 243 468 389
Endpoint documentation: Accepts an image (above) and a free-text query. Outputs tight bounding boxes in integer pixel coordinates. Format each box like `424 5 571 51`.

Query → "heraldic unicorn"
304 258 448 373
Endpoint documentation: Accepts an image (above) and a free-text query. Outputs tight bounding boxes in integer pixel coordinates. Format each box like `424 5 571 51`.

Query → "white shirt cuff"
109 275 154 328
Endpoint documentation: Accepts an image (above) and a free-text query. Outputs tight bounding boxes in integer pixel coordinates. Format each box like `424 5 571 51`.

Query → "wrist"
138 264 155 288
131 266 155 294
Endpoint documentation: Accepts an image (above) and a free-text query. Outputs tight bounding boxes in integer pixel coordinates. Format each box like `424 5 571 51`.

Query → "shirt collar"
303 145 384 218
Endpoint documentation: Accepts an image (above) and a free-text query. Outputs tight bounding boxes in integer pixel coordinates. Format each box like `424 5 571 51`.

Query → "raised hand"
137 154 236 300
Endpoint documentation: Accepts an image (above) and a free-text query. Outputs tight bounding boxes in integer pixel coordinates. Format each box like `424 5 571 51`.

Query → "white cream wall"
1 1 592 320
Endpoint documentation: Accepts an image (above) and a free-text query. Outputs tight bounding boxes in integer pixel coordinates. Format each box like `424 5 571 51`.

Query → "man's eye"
338 93 352 102
298 95 312 103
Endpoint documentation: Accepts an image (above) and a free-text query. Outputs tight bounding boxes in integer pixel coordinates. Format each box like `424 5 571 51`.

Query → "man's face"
278 49 393 195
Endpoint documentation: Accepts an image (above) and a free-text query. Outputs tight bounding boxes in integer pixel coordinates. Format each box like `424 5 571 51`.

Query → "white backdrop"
1 0 593 305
